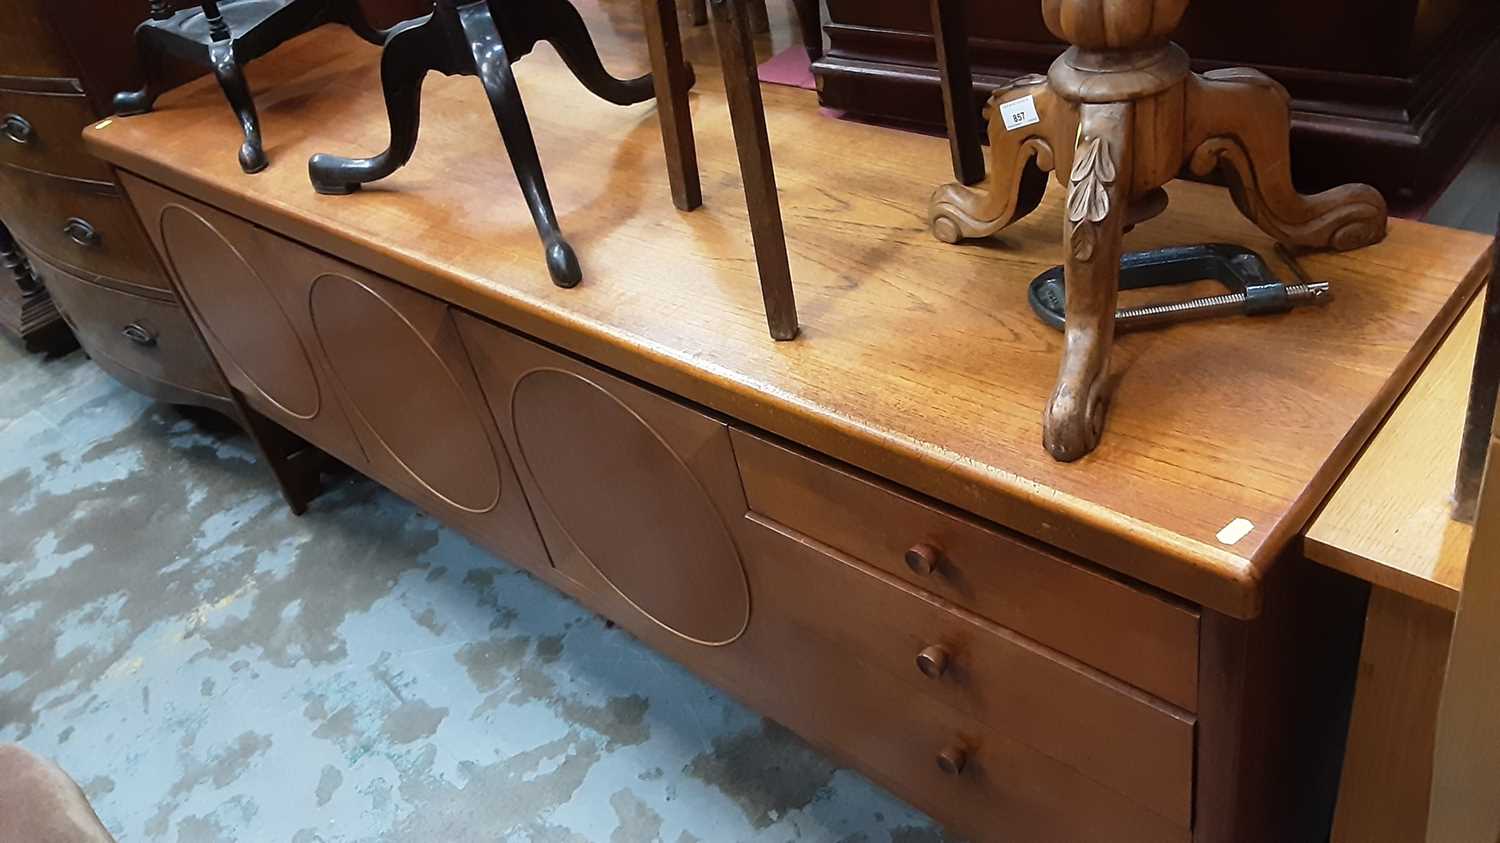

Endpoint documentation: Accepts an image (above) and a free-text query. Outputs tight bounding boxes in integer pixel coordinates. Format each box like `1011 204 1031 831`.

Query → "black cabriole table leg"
459 1 581 287
307 0 669 289
307 14 438 193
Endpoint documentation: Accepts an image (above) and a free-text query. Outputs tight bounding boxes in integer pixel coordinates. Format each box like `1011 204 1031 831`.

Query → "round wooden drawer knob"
916 644 950 679
904 543 943 576
937 746 967 775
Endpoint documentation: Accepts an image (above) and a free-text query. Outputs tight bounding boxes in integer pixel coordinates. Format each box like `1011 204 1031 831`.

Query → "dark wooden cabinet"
813 0 1500 205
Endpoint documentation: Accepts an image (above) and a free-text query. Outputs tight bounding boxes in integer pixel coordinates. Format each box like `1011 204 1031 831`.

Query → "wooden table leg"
930 0 984 186
1330 587 1454 843
708 0 799 341
641 0 702 211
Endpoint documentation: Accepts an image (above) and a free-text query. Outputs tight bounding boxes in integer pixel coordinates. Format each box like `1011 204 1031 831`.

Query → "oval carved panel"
511 369 750 646
308 273 501 514
158 204 321 419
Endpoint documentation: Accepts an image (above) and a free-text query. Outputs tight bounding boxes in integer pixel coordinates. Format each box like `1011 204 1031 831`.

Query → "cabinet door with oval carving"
120 172 368 471
271 247 551 576
455 312 754 649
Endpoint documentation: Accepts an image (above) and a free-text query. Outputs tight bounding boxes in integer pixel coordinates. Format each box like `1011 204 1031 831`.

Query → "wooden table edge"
81 124 1479 622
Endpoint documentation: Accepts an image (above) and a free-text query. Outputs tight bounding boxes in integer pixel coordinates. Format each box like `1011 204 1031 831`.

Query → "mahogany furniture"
812 0 1500 207
0 0 223 387
84 18 1492 841
928 0 1388 461
115 0 392 173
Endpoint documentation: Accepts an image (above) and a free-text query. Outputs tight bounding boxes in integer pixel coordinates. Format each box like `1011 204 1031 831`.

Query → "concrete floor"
0 337 948 842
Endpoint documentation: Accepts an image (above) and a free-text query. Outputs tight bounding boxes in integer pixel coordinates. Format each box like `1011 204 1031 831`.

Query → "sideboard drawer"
740 512 1195 827
0 89 113 182
732 429 1200 710
36 253 224 399
0 168 171 294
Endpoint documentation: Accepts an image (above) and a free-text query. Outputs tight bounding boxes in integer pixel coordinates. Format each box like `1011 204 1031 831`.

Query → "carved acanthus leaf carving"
1067 135 1116 261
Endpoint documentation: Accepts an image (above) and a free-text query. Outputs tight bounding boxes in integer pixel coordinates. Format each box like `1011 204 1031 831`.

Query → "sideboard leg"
709 0 798 340
641 0 703 210
459 2 581 288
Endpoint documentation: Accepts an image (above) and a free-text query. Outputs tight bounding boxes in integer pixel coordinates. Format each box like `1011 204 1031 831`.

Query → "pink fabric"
757 45 817 91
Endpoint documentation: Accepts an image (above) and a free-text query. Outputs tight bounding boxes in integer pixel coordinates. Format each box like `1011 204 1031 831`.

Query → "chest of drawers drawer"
739 512 1195 827
732 429 1201 710
0 168 172 295
0 89 112 182
33 252 225 400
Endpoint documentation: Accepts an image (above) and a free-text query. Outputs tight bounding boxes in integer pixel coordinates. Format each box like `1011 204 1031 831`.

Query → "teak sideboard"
81 19 1492 843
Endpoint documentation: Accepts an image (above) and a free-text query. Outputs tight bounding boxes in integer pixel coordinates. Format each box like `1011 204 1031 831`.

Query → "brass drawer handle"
916 644 950 679
121 322 157 346
2 113 32 144
937 746 967 775
63 217 99 247
905 542 943 576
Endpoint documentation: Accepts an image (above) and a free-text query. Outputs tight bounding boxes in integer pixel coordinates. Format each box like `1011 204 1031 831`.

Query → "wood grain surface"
83 16 1489 618
1305 296 1486 610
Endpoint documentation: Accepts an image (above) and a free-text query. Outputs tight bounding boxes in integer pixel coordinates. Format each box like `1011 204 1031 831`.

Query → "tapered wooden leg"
747 0 771 34
929 76 1067 244
208 41 267 174
459 1 581 288
236 404 328 516
533 0 656 105
1186 69 1387 252
709 0 798 340
308 17 436 195
1044 102 1131 462
931 0 984 186
641 0 703 210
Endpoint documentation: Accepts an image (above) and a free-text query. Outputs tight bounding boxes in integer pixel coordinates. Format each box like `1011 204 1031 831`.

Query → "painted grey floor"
0 337 949 842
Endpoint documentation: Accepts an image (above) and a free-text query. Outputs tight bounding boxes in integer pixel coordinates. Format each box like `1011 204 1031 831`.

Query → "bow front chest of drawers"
84 23 1493 842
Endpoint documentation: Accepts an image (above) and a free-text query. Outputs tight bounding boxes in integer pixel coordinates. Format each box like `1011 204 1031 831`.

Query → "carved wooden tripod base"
928 1 1388 462
309 0 660 288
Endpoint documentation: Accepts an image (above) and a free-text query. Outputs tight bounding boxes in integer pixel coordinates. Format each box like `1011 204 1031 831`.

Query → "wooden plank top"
1304 297 1483 612
83 20 1490 618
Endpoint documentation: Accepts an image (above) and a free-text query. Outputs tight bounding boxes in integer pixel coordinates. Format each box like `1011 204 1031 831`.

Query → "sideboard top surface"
84 22 1490 618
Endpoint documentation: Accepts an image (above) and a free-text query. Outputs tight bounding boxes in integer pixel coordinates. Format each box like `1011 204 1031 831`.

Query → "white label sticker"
999 95 1040 132
1216 518 1255 546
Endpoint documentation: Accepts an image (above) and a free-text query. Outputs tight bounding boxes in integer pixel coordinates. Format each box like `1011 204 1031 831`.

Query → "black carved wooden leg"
113 29 166 116
459 2 581 288
332 0 397 45
208 41 267 173
528 0 657 105
308 17 437 195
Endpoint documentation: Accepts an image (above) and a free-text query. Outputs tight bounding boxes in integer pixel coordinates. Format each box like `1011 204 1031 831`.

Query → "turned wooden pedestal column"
929 0 1389 461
